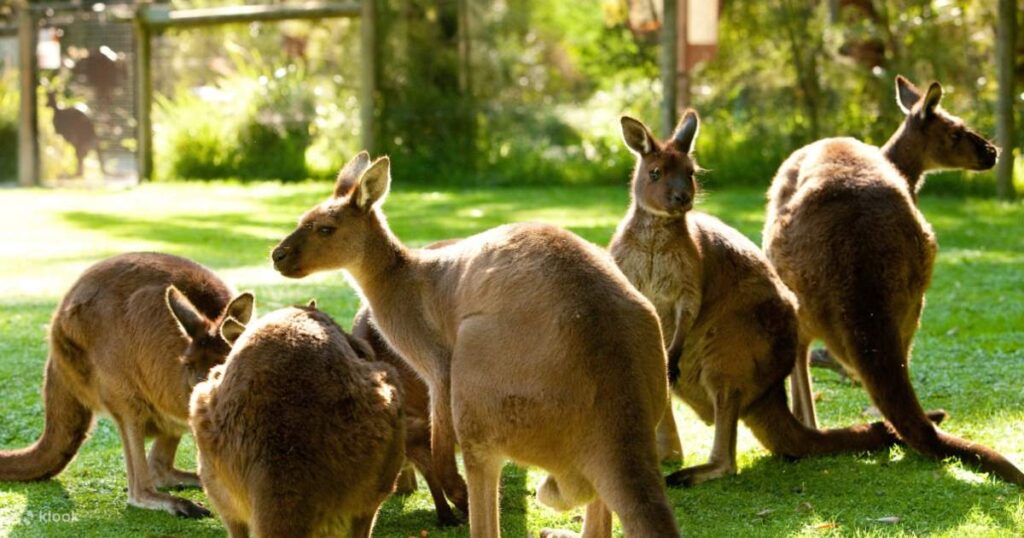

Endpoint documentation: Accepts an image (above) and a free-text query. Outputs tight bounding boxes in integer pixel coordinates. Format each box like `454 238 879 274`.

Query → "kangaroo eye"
951 131 963 143
649 168 661 182
317 226 336 237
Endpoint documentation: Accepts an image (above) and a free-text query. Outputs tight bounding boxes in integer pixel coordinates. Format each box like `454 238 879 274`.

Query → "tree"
996 0 1017 200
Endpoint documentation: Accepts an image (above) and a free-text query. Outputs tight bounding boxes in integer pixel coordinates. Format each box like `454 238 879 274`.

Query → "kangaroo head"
272 151 391 278
894 75 998 172
620 110 701 218
165 286 255 385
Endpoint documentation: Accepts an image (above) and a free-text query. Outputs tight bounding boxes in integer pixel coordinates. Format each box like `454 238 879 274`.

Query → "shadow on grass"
668 450 1021 536
374 463 528 537
4 479 75 538
59 211 281 271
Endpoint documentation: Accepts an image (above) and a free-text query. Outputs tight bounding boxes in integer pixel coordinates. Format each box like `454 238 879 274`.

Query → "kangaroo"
763 75 1024 486
46 91 105 178
610 112 924 486
190 303 405 538
353 275 470 526
0 252 254 516
272 153 680 538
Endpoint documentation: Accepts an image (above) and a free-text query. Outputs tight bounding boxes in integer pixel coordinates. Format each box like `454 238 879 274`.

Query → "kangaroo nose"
272 246 290 263
672 192 692 207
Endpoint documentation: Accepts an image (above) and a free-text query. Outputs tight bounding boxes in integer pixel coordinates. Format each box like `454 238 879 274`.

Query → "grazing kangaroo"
46 91 105 178
353 288 470 525
272 153 680 538
0 252 254 516
190 303 405 538
610 112 917 486
763 75 1024 486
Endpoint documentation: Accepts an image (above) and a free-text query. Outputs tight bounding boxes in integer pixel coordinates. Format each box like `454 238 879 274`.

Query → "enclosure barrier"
15 0 376 186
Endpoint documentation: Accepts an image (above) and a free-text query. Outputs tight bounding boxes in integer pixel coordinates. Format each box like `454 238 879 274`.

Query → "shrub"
0 71 17 181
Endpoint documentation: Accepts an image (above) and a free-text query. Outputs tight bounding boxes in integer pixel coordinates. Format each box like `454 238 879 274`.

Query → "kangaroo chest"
612 228 703 344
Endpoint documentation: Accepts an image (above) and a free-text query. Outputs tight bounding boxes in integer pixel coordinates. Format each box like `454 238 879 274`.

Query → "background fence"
0 0 1020 195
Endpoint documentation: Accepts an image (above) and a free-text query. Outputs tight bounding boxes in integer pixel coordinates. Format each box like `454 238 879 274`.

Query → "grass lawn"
0 180 1021 537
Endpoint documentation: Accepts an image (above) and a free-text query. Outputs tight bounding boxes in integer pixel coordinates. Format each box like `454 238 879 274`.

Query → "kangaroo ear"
919 82 943 118
307 298 317 309
895 75 923 115
219 316 246 346
225 292 255 325
670 109 700 153
620 116 657 156
166 285 206 338
352 156 391 210
334 151 372 198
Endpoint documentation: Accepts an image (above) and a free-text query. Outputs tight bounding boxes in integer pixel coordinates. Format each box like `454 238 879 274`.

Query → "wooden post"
134 8 153 182
17 2 38 187
360 0 376 154
827 0 840 23
660 0 678 137
995 0 1017 200
676 0 689 111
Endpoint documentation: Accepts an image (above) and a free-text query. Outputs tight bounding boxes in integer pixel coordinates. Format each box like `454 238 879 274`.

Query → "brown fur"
763 75 1024 486
190 305 404 538
611 112 908 486
352 300 469 526
0 252 253 517
272 153 680 538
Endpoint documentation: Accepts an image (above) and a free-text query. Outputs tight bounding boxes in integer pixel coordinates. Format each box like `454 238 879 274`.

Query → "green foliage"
0 182 1022 535
0 71 16 181
119 0 1024 195
690 0 1016 193
153 20 359 181
372 0 660 187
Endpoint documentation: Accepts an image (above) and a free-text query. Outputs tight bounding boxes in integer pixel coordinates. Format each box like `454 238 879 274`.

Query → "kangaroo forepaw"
666 463 735 487
926 409 949 425
436 507 462 528
446 480 469 515
665 469 695 488
129 492 211 519
174 498 212 519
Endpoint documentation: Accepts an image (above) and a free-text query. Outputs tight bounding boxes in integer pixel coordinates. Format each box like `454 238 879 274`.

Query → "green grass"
0 181 1022 537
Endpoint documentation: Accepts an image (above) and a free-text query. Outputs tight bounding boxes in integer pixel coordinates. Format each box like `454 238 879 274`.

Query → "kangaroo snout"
670 191 692 209
271 245 304 278
271 245 290 264
979 144 998 169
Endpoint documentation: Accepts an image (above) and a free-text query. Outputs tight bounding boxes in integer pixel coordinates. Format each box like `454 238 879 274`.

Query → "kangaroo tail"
744 384 899 458
852 327 1024 487
0 356 93 481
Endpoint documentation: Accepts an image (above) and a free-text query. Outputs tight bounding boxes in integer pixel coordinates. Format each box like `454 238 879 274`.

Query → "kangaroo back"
763 75 1022 485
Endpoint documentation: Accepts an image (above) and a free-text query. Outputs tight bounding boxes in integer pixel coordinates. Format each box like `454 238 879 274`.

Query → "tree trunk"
660 0 678 137
996 0 1017 200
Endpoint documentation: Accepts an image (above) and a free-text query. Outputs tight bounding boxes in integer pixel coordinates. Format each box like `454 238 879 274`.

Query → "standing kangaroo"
272 153 680 538
353 299 470 526
46 91 105 178
0 252 254 516
190 303 405 538
610 112 914 486
763 75 1024 486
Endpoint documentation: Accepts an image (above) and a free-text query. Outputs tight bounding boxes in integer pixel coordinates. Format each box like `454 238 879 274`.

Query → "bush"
0 71 17 181
154 44 317 182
